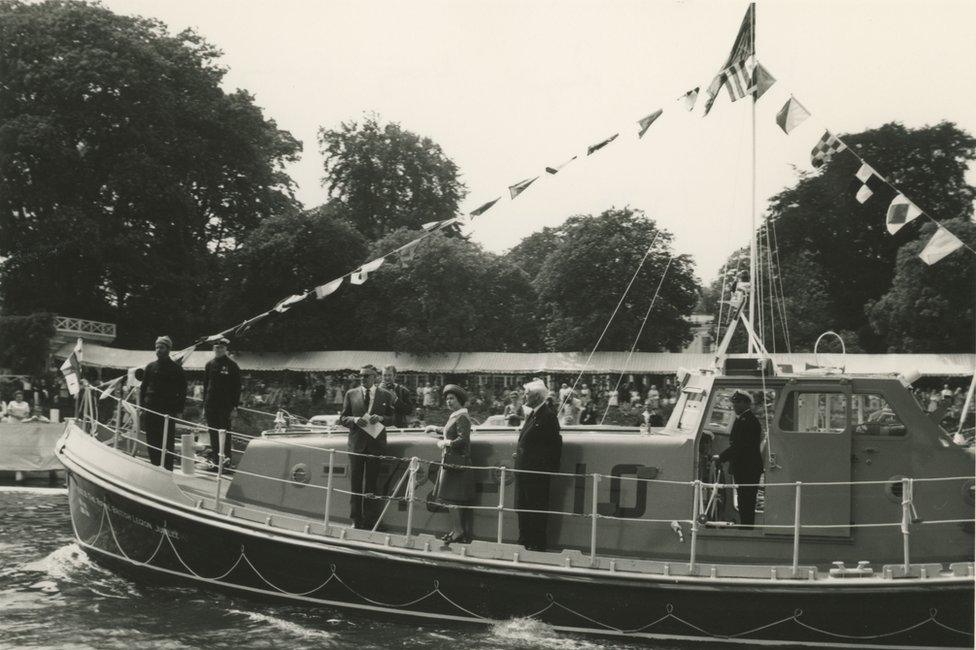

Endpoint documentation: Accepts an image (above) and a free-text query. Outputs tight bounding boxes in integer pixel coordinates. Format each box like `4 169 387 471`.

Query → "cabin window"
704 388 778 435
851 394 906 437
779 392 848 433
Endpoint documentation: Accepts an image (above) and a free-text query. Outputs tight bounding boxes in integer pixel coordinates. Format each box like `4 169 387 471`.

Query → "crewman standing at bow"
140 336 187 471
203 337 241 470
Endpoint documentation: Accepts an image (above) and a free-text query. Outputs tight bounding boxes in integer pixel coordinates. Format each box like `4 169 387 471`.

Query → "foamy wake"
20 543 99 580
228 609 337 644
489 618 606 649
16 543 140 599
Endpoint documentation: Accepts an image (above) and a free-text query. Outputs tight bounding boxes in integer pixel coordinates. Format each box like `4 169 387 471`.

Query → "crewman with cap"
203 337 241 469
513 378 562 551
718 390 764 529
139 336 187 470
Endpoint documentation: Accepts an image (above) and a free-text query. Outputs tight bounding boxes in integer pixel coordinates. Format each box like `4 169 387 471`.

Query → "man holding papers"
340 364 396 529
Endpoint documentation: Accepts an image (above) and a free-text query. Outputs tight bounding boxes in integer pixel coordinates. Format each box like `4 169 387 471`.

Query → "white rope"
600 255 675 424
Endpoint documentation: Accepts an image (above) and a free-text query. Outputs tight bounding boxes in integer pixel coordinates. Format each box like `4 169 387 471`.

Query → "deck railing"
74 383 975 576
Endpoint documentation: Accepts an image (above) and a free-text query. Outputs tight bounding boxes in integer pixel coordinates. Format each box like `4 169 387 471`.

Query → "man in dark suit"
340 364 396 528
718 390 764 529
203 337 241 469
381 364 413 428
139 336 187 470
513 379 562 551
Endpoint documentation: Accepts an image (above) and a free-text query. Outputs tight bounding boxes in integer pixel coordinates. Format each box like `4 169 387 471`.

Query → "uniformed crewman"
203 337 241 469
718 390 764 529
381 364 413 428
140 336 187 470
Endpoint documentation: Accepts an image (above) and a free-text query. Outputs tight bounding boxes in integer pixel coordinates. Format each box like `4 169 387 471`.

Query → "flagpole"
748 2 758 354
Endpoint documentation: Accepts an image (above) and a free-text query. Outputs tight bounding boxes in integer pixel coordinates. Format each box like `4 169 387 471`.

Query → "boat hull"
64 465 973 649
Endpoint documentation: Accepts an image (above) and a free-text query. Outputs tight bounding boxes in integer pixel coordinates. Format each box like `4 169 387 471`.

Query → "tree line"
0 0 973 368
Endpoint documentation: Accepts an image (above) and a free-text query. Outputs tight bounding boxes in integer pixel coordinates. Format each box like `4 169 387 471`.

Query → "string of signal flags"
194 2 972 348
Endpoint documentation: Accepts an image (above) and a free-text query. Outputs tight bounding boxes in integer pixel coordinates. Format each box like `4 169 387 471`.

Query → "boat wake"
227 608 338 644
489 618 608 649
14 542 140 599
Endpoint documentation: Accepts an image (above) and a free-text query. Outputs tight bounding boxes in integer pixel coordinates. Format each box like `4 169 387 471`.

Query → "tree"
867 218 975 352
534 208 699 351
0 313 55 376
761 122 976 352
215 204 369 350
318 115 467 240
0 0 301 345
346 228 543 353
506 226 563 279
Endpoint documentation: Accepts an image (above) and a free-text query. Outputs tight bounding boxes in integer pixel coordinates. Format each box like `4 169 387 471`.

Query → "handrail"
75 385 976 571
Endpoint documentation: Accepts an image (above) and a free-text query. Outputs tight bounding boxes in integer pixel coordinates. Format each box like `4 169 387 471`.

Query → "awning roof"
55 343 976 377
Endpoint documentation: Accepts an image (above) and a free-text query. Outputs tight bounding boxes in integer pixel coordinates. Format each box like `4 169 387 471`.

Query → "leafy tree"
762 122 975 352
318 115 466 240
534 208 699 351
0 313 55 375
506 226 562 279
0 0 301 345
867 218 975 352
348 229 543 353
215 204 369 350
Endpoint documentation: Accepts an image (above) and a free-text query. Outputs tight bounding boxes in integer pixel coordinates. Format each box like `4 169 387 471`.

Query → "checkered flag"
811 131 847 169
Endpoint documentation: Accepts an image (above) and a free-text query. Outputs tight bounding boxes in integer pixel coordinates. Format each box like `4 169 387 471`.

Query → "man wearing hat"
139 336 187 470
513 378 562 551
718 390 764 529
203 337 241 469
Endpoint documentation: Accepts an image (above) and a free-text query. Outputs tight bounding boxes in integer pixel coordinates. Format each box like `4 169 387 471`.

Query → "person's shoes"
441 531 464 544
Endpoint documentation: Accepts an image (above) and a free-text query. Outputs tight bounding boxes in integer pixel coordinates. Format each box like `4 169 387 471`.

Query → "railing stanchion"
497 467 507 544
405 457 419 537
162 415 171 469
214 428 226 511
901 477 913 572
792 481 802 576
113 384 123 448
323 449 335 530
590 473 601 562
689 479 701 571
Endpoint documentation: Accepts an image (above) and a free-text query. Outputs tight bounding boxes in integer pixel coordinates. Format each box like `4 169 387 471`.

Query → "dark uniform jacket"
383 382 414 428
340 385 396 453
515 401 562 472
140 356 187 414
719 408 764 479
203 356 241 412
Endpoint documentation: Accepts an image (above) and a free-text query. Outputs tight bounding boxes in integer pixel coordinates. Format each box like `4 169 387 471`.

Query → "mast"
747 2 758 354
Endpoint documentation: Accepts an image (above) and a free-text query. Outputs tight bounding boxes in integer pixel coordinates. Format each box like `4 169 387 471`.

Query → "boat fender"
670 520 684 543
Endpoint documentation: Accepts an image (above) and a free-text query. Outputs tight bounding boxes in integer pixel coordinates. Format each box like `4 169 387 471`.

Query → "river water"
0 486 690 650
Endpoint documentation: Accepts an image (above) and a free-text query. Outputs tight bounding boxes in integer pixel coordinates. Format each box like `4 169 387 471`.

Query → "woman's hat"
442 384 468 405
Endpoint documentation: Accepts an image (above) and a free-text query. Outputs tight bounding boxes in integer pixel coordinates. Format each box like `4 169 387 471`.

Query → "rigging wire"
599 255 674 425
768 216 792 352
557 234 661 416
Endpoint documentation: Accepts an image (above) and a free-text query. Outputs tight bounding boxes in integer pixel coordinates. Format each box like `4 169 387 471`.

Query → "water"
0 487 689 650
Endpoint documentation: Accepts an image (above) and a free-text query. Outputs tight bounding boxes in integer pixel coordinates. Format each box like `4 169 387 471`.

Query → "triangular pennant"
587 133 619 156
637 109 663 138
508 176 539 199
775 96 810 134
273 293 307 313
172 344 196 367
751 62 775 100
314 277 343 299
886 194 923 234
678 87 699 111
350 257 385 285
919 226 964 265
469 197 501 216
396 239 422 263
545 155 578 175
96 376 125 400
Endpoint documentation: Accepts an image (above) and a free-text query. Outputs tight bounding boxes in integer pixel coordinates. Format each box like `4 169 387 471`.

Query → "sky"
99 0 976 283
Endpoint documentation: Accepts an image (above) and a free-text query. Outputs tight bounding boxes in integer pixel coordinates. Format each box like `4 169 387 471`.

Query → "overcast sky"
100 0 976 282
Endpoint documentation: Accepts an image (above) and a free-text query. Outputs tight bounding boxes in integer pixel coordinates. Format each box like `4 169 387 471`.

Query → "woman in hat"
425 384 475 543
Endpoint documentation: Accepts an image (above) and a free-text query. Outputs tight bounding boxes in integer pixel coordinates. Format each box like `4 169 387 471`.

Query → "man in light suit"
340 364 396 528
513 379 562 551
